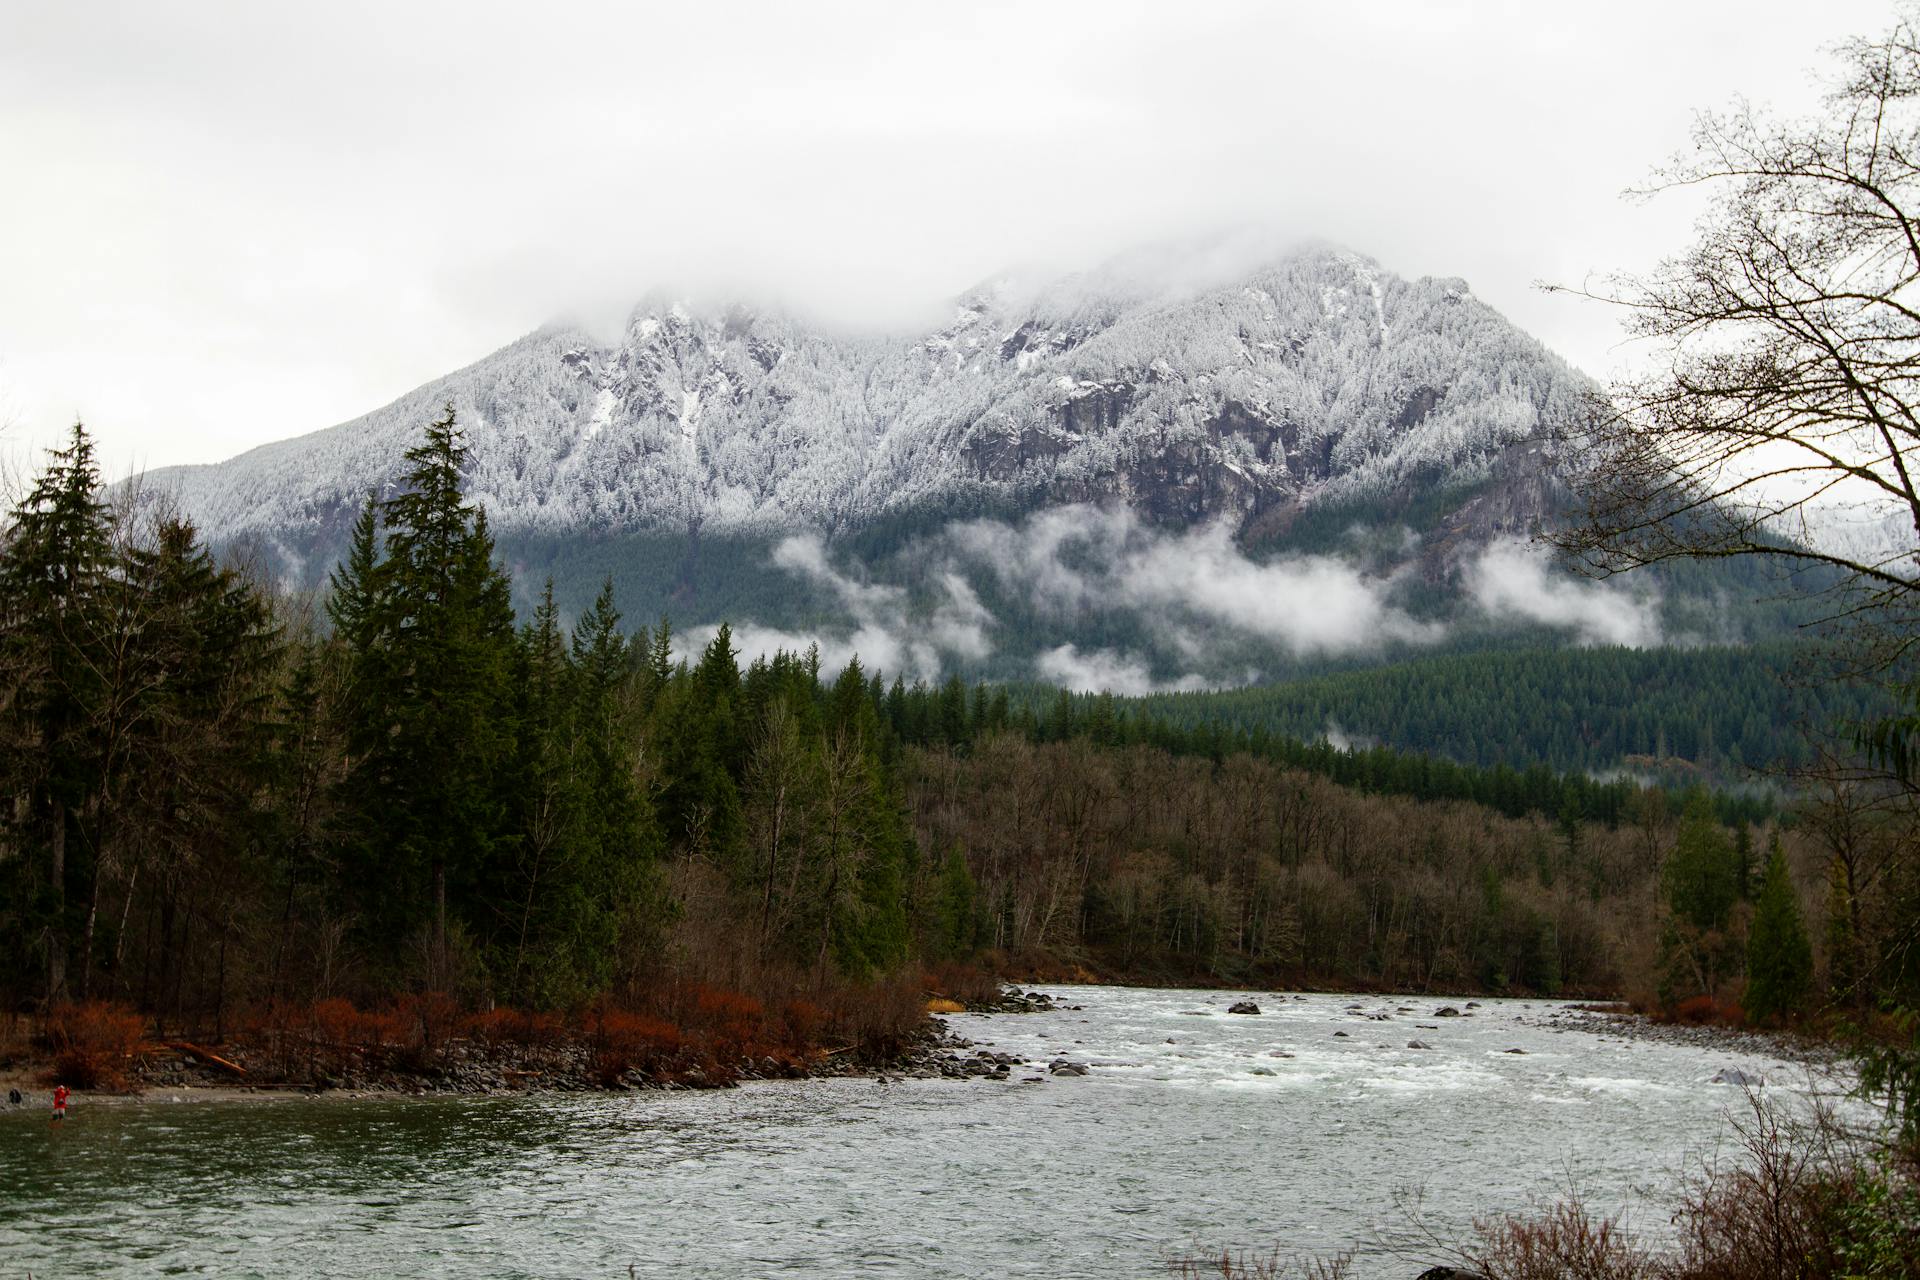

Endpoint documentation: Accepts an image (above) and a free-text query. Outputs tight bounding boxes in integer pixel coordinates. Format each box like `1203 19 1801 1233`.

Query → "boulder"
1712 1067 1764 1087
1407 1040 1432 1050
1435 1006 1462 1017
1227 1001 1262 1015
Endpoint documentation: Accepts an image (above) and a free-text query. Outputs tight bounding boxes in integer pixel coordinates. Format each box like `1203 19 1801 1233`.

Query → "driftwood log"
163 1042 247 1076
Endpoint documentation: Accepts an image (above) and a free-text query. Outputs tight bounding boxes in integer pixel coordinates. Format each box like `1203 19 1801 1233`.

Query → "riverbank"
1539 1001 1851 1070
0 984 1075 1108
2 982 1848 1112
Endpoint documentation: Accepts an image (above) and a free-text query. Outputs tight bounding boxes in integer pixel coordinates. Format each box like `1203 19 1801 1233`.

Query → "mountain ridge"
149 240 1595 586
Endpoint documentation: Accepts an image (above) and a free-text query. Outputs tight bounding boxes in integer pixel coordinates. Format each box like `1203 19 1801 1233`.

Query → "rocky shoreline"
1 985 1081 1108
1537 1002 1845 1067
10 986 1844 1112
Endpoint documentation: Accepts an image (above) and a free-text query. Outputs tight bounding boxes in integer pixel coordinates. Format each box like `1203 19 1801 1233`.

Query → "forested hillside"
1109 644 1883 777
5 417 1905 1050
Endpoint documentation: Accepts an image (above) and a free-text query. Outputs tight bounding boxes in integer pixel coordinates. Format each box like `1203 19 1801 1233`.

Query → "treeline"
899 731 1917 1017
1120 644 1882 778
878 677 1773 828
904 733 1657 992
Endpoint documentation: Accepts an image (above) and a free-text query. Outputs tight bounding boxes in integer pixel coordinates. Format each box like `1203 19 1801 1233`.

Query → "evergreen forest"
2 415 1911 1063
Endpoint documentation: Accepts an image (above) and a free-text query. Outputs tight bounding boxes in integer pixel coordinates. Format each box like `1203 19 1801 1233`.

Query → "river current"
0 986 1840 1278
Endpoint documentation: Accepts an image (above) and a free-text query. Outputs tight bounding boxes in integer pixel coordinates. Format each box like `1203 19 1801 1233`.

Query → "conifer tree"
259 622 350 1010
1747 838 1813 1023
1658 795 1743 1003
109 517 278 1012
1732 824 1755 901
335 404 517 983
326 493 382 650
0 422 114 1001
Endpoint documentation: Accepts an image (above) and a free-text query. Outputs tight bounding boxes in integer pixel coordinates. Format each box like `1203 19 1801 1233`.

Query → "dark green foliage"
884 675 1764 828
1658 796 1747 1005
1665 798 1741 933
929 845 982 959
330 405 520 982
0 422 115 1003
0 413 956 1017
1117 644 1880 780
0 424 281 1015
1746 839 1812 1023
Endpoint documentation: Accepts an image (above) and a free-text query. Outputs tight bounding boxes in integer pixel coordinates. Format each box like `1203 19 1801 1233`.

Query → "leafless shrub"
1466 1198 1654 1280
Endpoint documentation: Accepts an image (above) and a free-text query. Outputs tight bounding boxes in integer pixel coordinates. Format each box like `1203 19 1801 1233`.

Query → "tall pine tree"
333 405 517 985
1747 838 1813 1023
0 422 114 1002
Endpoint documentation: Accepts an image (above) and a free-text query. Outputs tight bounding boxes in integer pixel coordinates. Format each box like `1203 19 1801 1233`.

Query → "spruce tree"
1658 795 1743 1003
1746 839 1813 1023
326 493 382 649
0 422 113 1002
110 518 278 1012
334 404 516 984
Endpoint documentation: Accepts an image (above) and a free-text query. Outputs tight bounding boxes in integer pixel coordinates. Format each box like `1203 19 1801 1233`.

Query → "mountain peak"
148 240 1589 589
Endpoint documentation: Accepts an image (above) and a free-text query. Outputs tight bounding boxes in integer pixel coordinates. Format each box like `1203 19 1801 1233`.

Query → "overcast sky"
0 0 1898 479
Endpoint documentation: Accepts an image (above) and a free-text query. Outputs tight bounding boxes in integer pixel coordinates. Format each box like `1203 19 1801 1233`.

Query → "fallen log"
163 1042 247 1076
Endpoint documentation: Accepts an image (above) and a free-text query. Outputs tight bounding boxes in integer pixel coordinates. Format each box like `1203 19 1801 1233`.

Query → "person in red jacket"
51 1084 69 1120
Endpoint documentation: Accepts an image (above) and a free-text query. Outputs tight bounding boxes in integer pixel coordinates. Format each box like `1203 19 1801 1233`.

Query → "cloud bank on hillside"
696 507 1665 692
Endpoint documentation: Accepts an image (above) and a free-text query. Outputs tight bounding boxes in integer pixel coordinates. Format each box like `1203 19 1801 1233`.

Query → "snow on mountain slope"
149 241 1595 564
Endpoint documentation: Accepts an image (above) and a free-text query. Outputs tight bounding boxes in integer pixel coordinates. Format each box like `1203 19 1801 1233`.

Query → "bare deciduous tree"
1551 10 1920 654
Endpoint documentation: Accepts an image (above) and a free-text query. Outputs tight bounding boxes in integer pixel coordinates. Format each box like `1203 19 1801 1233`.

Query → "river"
0 986 1840 1278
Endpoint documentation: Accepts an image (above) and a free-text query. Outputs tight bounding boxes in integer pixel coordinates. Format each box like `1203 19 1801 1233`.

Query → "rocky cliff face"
148 241 1591 580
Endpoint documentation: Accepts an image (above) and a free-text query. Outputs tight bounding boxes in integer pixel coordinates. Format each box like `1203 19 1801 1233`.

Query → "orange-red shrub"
1667 994 1744 1026
464 1007 563 1049
40 1001 149 1091
920 961 1002 1006
780 998 827 1049
589 1007 689 1085
307 997 408 1072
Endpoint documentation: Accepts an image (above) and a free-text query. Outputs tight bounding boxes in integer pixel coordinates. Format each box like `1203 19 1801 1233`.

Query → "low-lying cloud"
1034 644 1214 696
701 508 1666 693
1466 537 1662 647
950 505 1440 657
685 532 993 681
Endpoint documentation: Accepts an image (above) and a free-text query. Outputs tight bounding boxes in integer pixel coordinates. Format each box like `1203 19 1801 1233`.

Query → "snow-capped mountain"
151 241 1593 579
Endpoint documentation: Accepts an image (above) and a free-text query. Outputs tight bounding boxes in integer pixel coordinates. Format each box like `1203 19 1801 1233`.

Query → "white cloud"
687 621 909 681
1035 644 1213 696
0 1 1884 478
1323 721 1372 752
700 511 1674 689
1466 537 1662 647
699 532 995 683
951 505 1440 656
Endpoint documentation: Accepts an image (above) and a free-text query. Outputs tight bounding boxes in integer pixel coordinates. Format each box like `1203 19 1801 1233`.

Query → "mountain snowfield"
151 241 1593 571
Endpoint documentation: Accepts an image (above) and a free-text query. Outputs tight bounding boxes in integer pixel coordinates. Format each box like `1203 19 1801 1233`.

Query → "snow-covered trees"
149 242 1593 573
